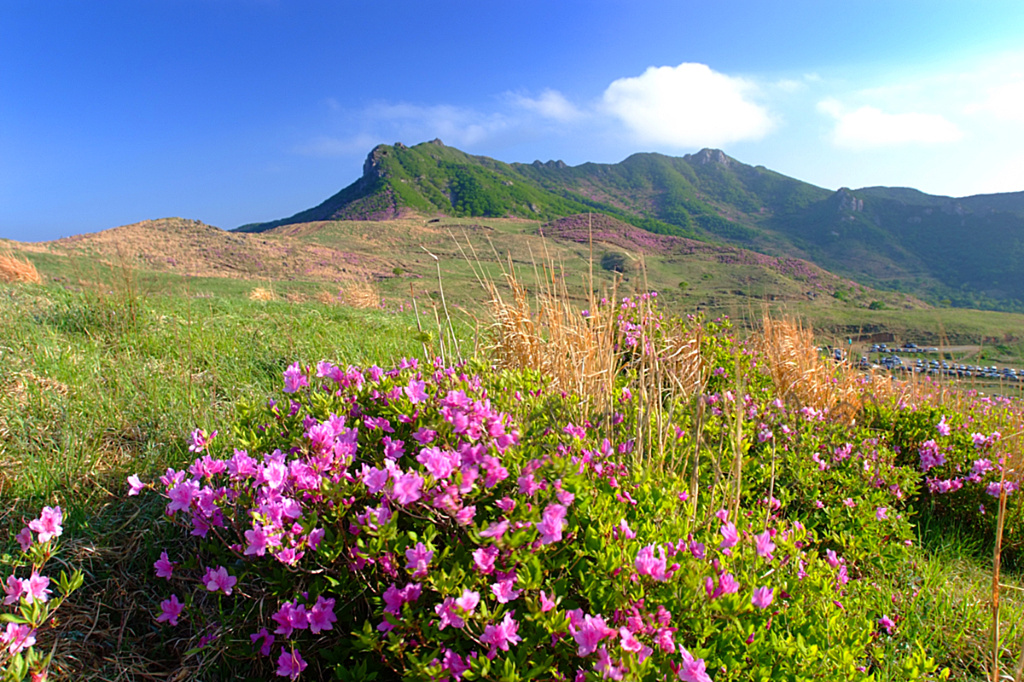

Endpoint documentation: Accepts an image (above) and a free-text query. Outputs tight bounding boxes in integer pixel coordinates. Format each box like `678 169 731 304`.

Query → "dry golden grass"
248 286 276 301
340 280 381 309
0 250 42 284
752 313 900 424
485 266 618 412
316 289 339 305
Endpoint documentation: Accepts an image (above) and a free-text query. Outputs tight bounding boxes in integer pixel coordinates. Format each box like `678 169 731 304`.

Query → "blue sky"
5 1 1024 241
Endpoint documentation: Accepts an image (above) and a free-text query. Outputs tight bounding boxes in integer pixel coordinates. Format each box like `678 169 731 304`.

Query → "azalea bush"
864 393 1024 563
126 349 947 680
1 506 84 682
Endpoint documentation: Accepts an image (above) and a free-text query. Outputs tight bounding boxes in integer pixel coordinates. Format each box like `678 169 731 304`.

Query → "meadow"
2 250 1024 681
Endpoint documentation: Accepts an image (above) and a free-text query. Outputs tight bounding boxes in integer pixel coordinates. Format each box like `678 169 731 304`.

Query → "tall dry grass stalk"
752 313 900 424
340 280 381 309
484 257 618 414
989 424 1024 682
249 287 277 302
0 250 42 284
475 232 710 476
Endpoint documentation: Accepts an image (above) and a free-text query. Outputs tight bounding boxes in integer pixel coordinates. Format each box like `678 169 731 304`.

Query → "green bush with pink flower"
12 292 1024 679
117 325 949 679
1 506 83 682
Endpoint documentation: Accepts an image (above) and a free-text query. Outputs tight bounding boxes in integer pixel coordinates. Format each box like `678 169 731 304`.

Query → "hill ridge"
234 141 1024 312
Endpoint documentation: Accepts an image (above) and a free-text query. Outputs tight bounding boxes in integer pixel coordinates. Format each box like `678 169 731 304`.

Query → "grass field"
3 229 1024 680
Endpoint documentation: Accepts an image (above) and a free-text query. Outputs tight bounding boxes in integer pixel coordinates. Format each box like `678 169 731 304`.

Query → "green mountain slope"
238 140 1024 312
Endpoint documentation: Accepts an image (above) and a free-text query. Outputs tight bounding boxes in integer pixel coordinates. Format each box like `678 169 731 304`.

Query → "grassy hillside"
2 273 1024 680
10 213 1024 364
237 140 1024 312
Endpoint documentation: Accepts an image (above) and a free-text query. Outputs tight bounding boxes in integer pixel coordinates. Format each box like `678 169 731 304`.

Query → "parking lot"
857 342 1023 382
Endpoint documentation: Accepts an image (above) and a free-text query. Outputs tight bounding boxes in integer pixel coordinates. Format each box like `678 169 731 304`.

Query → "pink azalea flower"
203 566 237 595
391 471 424 505
719 521 738 550
614 519 636 540
535 503 567 545
166 480 199 515
276 646 308 680
563 423 586 439
718 572 739 595
495 497 516 513
250 627 275 656
619 627 643 653
751 586 774 609
417 447 457 479
595 646 625 679
272 602 308 637
405 379 429 404
678 648 712 682
472 546 499 574
15 528 32 552
412 427 437 445
307 527 325 550
382 584 405 615
309 596 337 633
156 594 184 626
382 436 405 461
878 615 896 634
539 590 556 612
837 565 850 585
937 416 951 437
283 363 308 394
3 576 24 606
635 544 670 581
491 577 521 604
443 649 470 678
572 614 613 657
655 626 676 653
754 531 775 560
244 526 271 557
435 597 463 630
1 623 36 656
876 507 889 521
480 611 521 659
188 428 217 453
127 474 146 496
28 506 62 543
360 465 390 494
405 542 433 579
454 505 476 526
22 572 50 604
479 519 509 540
455 589 480 613
154 551 176 579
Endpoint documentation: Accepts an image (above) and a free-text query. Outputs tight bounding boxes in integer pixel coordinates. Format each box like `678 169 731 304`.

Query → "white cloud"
297 102 511 157
967 79 1024 122
601 62 774 148
774 78 805 93
818 99 963 148
365 102 509 147
511 89 584 122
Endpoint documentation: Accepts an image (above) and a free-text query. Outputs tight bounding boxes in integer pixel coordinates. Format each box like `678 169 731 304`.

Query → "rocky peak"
834 188 863 213
688 148 731 166
363 145 394 179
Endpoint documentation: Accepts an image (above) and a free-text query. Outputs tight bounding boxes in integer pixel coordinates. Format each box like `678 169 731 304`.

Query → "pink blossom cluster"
126 353 884 680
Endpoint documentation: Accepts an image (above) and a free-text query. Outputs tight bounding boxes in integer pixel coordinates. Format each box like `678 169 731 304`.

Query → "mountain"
238 141 1024 312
